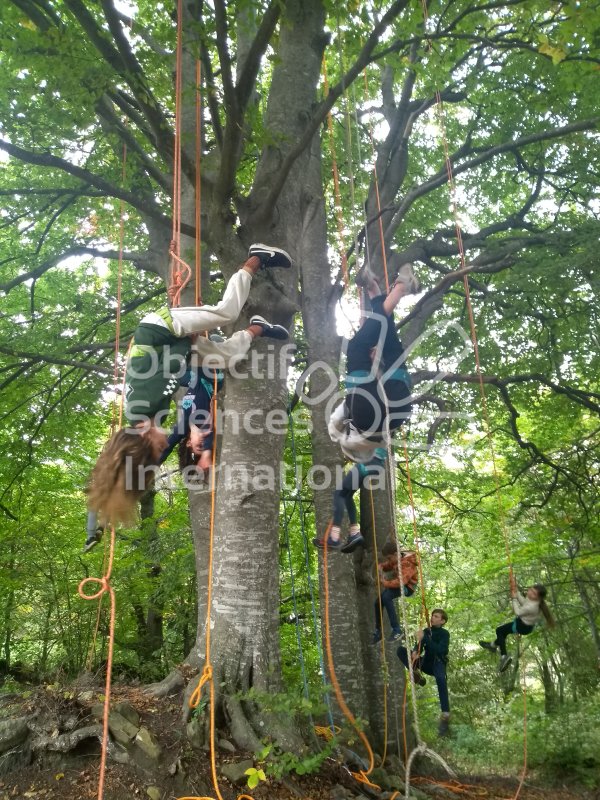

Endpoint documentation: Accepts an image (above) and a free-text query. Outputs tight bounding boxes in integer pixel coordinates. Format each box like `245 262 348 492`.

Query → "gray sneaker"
355 265 378 290
248 243 292 269
438 714 450 737
393 263 420 294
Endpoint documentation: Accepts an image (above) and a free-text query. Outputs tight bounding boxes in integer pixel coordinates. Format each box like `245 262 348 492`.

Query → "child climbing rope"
397 608 451 737
87 244 291 527
372 541 418 643
316 262 418 550
479 580 555 672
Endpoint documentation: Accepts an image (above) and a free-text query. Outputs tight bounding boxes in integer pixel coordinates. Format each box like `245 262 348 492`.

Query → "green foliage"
244 767 266 790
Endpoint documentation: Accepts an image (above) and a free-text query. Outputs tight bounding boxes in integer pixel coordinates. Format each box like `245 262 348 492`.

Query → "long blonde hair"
87 429 158 526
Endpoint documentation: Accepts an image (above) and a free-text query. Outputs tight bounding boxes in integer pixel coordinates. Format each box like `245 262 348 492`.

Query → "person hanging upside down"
397 608 451 737
84 357 223 552
479 579 555 673
372 541 418 644
316 262 418 550
86 244 291 528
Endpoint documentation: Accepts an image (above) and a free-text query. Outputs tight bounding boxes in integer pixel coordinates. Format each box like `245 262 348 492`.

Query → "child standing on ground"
479 580 554 672
397 608 451 737
372 541 419 643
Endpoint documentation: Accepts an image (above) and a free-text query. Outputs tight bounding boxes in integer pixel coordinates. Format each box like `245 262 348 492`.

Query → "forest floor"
0 684 597 800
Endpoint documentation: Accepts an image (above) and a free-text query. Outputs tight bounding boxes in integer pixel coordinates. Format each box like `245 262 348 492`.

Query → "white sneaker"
393 263 420 294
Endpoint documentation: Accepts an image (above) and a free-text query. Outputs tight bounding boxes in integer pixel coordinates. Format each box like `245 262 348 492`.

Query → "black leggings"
494 618 534 656
345 295 411 433
332 458 385 526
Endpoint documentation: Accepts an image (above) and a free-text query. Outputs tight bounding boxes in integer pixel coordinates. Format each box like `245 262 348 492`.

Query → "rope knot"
188 664 213 709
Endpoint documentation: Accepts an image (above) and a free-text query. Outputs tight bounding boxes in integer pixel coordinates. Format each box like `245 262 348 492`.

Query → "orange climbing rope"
323 59 350 291
180 375 255 800
417 1 526 795
195 58 202 306
362 70 391 293
78 140 128 800
321 522 377 780
169 0 192 307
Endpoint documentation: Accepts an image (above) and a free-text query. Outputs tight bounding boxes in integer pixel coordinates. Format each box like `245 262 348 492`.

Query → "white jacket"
328 401 390 463
511 591 541 627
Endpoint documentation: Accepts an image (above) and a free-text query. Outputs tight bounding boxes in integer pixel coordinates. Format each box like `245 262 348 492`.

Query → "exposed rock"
146 786 162 800
217 737 236 753
134 726 162 761
221 758 254 785
107 711 140 746
0 717 29 753
114 701 141 727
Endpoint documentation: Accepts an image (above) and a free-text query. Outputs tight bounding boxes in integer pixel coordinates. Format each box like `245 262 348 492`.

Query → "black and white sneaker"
248 243 292 269
340 531 364 553
83 527 104 553
479 640 498 654
250 315 289 340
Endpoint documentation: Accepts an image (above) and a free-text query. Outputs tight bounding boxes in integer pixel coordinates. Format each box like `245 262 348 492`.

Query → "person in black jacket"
397 608 451 736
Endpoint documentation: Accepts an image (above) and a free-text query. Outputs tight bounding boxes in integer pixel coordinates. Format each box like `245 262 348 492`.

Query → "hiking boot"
312 535 343 551
498 654 512 673
392 263 420 294
248 243 292 269
387 629 403 643
412 669 427 686
249 315 289 340
479 640 498 654
355 264 379 291
371 629 383 645
438 713 450 737
340 531 365 553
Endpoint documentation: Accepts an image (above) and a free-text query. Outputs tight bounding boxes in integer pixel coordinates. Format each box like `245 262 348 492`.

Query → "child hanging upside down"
397 608 451 737
372 541 418 644
479 579 554 672
316 262 418 550
87 244 291 528
84 357 223 551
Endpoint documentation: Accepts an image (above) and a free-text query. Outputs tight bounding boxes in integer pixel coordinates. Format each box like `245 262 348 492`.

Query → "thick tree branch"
251 0 411 223
0 345 111 375
63 0 179 168
96 95 171 191
385 117 600 237
0 138 198 236
235 0 282 112
412 370 600 414
0 246 146 294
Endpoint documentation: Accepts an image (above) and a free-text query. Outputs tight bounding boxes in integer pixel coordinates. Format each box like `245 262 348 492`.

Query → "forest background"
0 0 599 794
